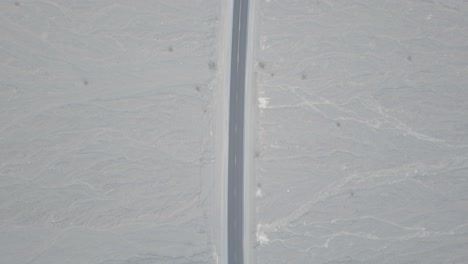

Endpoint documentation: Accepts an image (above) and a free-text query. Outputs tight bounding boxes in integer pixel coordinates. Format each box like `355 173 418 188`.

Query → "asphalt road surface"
228 0 249 263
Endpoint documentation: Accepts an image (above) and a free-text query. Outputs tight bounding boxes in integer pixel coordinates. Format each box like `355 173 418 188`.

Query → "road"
228 0 249 263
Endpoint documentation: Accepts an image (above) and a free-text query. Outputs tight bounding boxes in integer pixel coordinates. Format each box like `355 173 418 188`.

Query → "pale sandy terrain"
0 1 227 263
253 1 468 263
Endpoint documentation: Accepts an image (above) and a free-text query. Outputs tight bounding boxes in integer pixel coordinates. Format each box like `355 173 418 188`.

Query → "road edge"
243 0 258 263
213 1 234 263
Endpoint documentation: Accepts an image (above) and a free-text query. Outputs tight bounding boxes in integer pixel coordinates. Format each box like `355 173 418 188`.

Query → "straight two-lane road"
228 0 249 263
